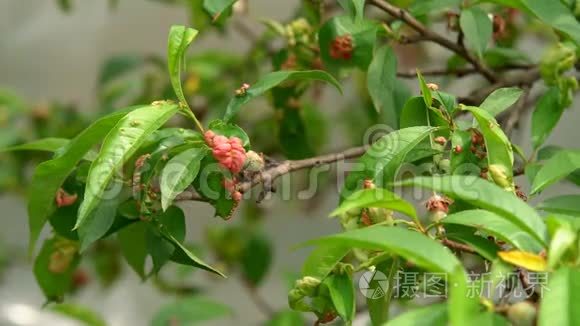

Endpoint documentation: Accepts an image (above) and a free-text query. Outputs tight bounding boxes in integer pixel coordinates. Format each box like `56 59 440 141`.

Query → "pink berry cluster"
204 130 247 174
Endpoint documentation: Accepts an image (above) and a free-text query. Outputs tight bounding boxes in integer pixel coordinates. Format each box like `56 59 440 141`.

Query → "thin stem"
181 104 205 134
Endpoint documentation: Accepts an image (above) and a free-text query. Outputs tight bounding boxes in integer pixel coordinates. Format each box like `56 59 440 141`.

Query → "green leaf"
410 0 462 16
531 150 580 194
303 226 461 273
538 195 580 216
387 304 447 326
0 137 69 153
325 273 355 323
547 227 576 269
266 310 305 326
460 7 493 58
159 225 225 277
367 259 398 325
445 227 500 261
395 176 547 247
531 87 564 149
479 87 523 117
98 54 144 87
417 71 433 108
241 233 272 287
340 126 435 201
160 147 208 211
151 296 232 326
118 222 148 279
518 0 580 46
33 237 79 301
202 0 236 21
147 207 186 274
367 45 397 117
538 267 580 326
223 70 342 122
301 244 350 280
331 188 416 219
167 25 199 108
463 106 514 189
78 198 120 252
448 266 480 326
51 304 107 326
442 209 544 252
537 146 580 186
77 102 179 229
28 109 132 254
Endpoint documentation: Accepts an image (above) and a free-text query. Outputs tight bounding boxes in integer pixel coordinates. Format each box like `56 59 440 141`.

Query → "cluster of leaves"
3 0 580 325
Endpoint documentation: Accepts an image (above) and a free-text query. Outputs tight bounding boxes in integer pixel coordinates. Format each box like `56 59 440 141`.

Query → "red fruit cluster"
425 194 453 214
205 131 247 174
55 188 78 207
330 34 353 60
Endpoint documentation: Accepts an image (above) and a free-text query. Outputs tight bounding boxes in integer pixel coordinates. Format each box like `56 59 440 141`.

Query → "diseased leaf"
1 138 69 153
367 45 397 118
151 296 232 326
28 109 133 254
531 87 564 149
303 226 461 274
498 250 547 271
538 267 580 326
331 187 417 220
460 7 493 58
77 102 179 229
395 176 547 247
33 237 80 301
160 147 208 211
442 209 544 253
223 70 342 122
531 150 580 194
340 126 435 201
479 87 523 117
167 25 198 108
302 244 350 280
325 273 355 323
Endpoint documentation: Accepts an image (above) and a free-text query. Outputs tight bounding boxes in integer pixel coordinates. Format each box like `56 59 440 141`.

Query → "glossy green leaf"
325 273 355 323
331 187 416 219
387 303 447 326
28 109 132 254
443 209 544 253
51 304 107 326
367 259 398 325
537 146 580 186
537 195 580 216
151 296 232 326
531 87 564 149
160 147 208 211
301 244 350 280
203 0 236 21
463 106 514 189
167 25 198 108
479 87 523 117
460 7 493 58
241 233 272 286
118 222 148 279
367 45 397 117
531 150 580 194
445 227 500 261
417 71 433 108
304 226 461 273
340 126 435 201
223 70 342 122
78 198 120 252
147 207 186 274
77 102 179 229
538 267 580 326
1 137 69 153
395 176 547 247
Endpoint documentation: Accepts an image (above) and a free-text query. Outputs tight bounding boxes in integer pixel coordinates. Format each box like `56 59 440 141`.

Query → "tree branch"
368 0 498 83
397 64 533 79
176 146 367 202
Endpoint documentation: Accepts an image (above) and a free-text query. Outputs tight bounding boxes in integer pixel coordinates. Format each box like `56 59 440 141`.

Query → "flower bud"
488 164 513 191
55 188 78 208
243 150 265 172
434 136 447 145
426 83 439 91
